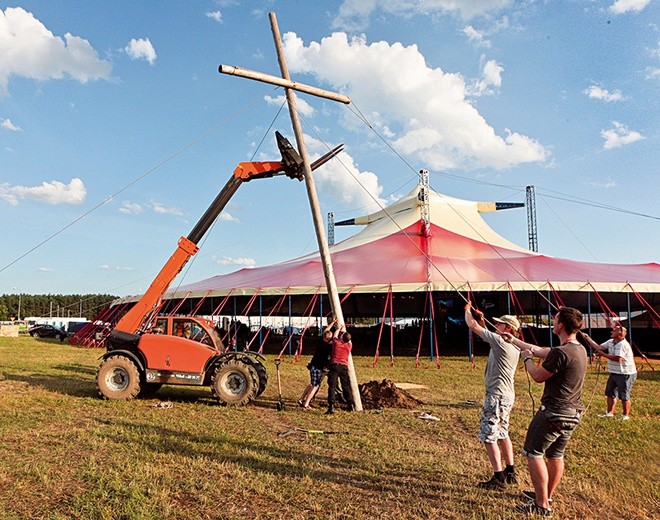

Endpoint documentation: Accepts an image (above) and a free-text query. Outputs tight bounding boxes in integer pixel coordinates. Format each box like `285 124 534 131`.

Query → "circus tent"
162 185 660 308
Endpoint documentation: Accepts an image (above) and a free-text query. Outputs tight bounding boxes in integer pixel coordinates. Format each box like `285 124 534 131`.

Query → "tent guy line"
304 106 559 309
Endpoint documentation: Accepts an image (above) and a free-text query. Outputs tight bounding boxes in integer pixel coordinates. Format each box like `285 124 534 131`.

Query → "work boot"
325 404 334 415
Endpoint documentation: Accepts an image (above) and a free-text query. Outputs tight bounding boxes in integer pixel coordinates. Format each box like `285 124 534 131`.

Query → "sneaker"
522 490 552 505
514 502 552 516
621 415 630 421
505 471 519 485
477 475 507 491
599 412 614 417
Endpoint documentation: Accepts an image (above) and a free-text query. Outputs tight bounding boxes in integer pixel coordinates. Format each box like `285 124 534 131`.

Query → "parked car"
66 321 91 337
28 324 66 341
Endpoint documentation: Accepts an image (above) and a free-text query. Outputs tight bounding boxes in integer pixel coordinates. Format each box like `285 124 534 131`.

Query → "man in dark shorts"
501 307 587 517
299 319 335 409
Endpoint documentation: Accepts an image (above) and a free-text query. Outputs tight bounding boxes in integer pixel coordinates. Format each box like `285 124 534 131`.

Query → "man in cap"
465 303 521 490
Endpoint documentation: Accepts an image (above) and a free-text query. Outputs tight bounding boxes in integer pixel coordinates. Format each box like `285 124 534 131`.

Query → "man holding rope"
581 325 637 420
501 306 587 517
465 303 521 491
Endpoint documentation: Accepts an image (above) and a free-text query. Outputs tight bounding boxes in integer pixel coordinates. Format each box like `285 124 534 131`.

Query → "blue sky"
1 0 658 298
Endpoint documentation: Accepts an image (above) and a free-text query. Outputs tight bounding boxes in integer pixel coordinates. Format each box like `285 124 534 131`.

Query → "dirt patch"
359 379 423 410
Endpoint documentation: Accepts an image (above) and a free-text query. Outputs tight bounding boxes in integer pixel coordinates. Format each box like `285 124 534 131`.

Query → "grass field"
0 337 658 519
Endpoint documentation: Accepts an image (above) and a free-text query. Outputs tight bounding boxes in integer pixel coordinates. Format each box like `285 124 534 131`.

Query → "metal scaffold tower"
526 185 538 252
327 212 335 246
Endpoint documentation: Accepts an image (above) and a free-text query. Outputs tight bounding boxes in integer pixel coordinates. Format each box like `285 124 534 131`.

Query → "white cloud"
584 85 624 102
646 67 660 79
608 0 651 14
98 264 134 271
125 38 157 65
206 11 222 22
468 58 503 96
219 211 238 222
283 32 548 171
214 256 256 267
0 7 112 96
38 267 54 272
306 135 387 213
333 0 514 30
264 94 315 117
601 121 645 149
463 25 491 48
118 201 143 214
150 201 183 216
0 178 86 206
1 118 22 131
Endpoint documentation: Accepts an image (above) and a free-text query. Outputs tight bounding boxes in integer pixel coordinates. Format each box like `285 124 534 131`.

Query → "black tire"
96 355 141 400
55 333 64 341
211 360 258 406
32 331 41 338
242 357 268 396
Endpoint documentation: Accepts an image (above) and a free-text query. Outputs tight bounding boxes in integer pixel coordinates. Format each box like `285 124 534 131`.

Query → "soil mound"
359 379 423 410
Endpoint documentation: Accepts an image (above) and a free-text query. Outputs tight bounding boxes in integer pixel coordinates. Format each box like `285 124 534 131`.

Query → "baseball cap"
493 315 521 331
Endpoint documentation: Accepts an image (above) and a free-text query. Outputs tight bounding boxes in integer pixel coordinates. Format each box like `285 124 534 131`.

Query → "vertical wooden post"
268 12 363 411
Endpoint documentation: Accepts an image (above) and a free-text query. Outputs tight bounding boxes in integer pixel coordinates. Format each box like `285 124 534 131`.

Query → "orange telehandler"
96 132 342 405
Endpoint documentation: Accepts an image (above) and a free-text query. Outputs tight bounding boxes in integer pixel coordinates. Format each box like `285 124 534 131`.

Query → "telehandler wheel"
211 360 258 406
242 357 268 396
97 355 141 400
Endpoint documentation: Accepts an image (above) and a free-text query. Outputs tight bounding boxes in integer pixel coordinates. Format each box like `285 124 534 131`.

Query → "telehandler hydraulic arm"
112 132 343 336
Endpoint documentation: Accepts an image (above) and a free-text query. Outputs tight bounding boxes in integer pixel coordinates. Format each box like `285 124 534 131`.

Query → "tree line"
0 294 117 322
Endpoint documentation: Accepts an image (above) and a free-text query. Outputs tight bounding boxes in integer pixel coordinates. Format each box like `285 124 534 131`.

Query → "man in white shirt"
581 325 637 420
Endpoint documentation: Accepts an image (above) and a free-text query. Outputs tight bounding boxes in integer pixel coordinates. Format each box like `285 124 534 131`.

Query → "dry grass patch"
0 337 658 519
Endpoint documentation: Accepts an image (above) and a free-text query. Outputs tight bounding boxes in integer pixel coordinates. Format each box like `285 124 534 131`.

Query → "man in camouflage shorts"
465 303 521 490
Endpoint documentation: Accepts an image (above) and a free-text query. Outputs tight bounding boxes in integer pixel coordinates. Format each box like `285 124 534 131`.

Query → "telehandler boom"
96 132 342 405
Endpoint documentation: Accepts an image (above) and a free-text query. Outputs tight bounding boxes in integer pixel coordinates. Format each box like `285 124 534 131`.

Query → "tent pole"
288 295 292 357
587 291 593 362
233 296 237 351
259 296 263 349
269 13 362 410
428 289 434 360
507 291 511 315
547 290 553 347
627 292 633 345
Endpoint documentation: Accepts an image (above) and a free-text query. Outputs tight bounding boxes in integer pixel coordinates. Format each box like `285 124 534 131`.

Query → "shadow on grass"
94 418 474 505
4 371 95 398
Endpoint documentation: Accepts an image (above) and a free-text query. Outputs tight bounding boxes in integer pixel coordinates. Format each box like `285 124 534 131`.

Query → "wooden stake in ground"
218 12 363 411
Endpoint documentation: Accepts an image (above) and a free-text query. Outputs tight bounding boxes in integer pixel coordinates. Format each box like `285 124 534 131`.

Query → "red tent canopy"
167 186 660 299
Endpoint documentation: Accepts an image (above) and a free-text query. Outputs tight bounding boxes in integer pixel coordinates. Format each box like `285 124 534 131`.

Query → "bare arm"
580 332 624 362
323 318 337 333
521 356 554 382
464 303 486 337
499 333 550 359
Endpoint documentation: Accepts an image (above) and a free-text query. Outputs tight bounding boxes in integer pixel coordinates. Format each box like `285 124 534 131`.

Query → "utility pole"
218 12 362 410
